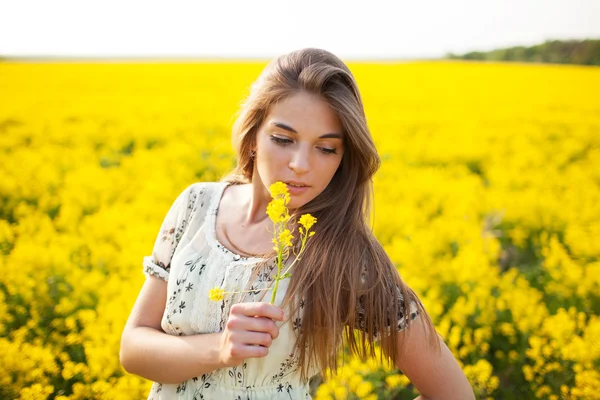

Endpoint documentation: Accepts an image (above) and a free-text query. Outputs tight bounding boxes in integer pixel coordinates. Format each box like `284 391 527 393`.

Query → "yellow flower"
385 374 406 389
209 287 225 301
333 384 348 399
269 181 290 204
267 198 288 223
299 214 317 231
355 380 374 398
269 181 289 197
279 229 293 247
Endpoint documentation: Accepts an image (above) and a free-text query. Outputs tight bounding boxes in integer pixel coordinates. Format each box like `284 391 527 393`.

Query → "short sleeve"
356 289 420 337
142 184 197 281
355 263 421 338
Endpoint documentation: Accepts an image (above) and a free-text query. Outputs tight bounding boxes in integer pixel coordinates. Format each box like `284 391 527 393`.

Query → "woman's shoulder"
187 180 223 191
185 181 227 200
178 181 225 211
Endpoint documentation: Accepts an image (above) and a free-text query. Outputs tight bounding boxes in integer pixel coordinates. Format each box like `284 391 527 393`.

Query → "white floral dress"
141 181 419 400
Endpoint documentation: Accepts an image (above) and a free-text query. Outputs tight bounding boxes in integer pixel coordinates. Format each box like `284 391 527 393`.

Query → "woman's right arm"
119 276 223 383
120 275 284 384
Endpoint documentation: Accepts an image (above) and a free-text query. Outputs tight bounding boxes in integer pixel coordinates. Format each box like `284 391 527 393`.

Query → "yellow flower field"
0 60 599 399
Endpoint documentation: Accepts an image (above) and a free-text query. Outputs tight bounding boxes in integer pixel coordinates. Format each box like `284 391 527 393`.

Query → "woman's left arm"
395 316 475 400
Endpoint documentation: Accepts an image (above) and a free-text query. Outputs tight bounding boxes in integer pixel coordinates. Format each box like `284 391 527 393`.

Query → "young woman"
120 48 475 400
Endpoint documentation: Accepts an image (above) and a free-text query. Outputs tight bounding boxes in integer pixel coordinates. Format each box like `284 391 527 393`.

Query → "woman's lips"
285 182 309 195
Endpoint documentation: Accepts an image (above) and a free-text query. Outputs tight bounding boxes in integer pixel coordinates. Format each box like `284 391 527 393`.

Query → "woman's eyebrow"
271 121 343 139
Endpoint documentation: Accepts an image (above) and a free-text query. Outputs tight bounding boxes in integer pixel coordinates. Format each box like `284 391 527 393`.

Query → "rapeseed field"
0 60 598 399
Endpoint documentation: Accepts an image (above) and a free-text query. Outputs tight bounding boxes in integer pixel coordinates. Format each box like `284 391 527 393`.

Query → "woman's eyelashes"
319 147 337 155
270 135 293 146
270 135 338 155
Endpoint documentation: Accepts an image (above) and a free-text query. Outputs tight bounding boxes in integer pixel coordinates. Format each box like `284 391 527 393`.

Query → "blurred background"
1 1 599 399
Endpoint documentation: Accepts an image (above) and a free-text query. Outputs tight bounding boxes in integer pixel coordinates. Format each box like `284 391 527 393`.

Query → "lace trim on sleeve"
141 183 205 282
142 255 170 281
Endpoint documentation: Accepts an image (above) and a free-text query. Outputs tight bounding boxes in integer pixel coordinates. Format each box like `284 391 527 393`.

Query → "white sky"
1 0 599 59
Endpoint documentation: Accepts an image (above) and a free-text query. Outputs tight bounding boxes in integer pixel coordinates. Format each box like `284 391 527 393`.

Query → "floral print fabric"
141 181 419 399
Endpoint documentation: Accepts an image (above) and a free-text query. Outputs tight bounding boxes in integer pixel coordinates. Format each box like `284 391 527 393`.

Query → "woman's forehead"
264 92 343 136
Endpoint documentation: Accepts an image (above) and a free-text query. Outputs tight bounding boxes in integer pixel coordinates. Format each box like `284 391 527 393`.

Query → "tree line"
445 39 600 66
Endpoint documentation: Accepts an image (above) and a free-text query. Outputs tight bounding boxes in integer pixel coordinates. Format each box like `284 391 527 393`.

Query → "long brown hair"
224 48 440 381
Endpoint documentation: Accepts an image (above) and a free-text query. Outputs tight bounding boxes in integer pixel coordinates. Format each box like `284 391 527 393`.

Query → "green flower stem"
224 287 271 295
270 227 285 304
280 229 310 277
268 216 314 305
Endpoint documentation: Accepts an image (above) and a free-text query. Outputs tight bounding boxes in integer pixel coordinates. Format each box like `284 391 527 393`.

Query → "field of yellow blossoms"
0 60 599 400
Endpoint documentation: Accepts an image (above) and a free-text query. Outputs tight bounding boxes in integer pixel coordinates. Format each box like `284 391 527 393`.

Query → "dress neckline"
206 181 268 263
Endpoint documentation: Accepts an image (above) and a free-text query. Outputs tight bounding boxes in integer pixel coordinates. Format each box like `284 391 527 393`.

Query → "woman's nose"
288 147 310 174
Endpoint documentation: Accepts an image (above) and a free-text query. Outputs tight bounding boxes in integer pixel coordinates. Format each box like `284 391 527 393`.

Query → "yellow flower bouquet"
209 181 317 304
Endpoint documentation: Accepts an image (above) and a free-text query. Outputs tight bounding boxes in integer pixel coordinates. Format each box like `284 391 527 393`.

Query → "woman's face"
253 91 345 209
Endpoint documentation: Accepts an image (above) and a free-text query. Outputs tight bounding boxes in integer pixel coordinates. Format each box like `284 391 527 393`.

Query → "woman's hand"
218 302 285 367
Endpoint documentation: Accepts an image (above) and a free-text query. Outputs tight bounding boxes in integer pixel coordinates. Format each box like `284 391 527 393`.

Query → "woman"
120 48 475 400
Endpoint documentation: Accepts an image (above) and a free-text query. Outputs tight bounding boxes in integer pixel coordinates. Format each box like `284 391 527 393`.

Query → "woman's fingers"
229 330 273 348
226 313 280 340
231 302 285 321
219 302 285 366
227 342 270 359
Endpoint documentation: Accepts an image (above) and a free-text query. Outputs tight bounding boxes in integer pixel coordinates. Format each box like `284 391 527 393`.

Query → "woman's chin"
288 196 315 211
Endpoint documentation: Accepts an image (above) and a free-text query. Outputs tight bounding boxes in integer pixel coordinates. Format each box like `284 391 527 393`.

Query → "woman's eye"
319 147 337 155
270 136 293 146
270 135 337 155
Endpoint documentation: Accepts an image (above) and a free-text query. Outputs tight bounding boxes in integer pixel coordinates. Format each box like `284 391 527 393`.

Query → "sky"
0 0 599 59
